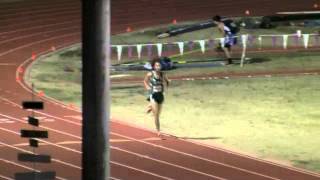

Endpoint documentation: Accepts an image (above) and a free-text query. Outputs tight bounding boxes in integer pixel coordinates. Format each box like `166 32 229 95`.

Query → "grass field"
26 23 320 172
111 76 320 171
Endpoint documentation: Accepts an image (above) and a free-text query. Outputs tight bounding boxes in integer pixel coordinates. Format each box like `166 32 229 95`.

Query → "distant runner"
212 15 239 65
144 58 170 136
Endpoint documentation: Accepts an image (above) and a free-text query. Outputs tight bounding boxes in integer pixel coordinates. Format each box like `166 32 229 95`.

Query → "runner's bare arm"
218 23 225 36
164 73 170 88
144 72 152 90
163 73 170 93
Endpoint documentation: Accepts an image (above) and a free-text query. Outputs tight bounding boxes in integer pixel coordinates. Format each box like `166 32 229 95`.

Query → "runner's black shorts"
147 92 164 104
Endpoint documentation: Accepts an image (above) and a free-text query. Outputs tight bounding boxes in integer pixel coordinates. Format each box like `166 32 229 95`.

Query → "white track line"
0 99 280 179
0 113 156 144
0 127 81 154
111 132 279 180
0 126 225 179
111 161 174 180
0 5 79 19
0 1 78 15
0 10 79 27
0 140 81 170
0 63 16 66
0 97 81 126
0 110 278 179
113 146 226 180
0 25 79 46
0 121 230 179
0 158 121 180
0 174 13 180
0 20 80 36
0 117 177 179
109 177 122 180
0 141 80 148
180 136 320 178
113 119 320 178
0 140 173 180
0 91 283 179
0 32 79 57
0 113 81 139
0 158 67 180
0 15 79 35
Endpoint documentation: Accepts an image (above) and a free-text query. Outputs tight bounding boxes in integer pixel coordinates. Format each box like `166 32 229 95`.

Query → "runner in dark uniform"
144 58 170 136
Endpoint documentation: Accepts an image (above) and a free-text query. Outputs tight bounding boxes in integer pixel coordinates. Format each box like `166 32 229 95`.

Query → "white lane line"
0 141 81 148
0 97 296 179
0 127 81 154
0 113 81 140
22 116 55 123
0 25 79 46
0 158 68 180
0 141 81 170
0 114 163 146
0 113 159 144
0 9 79 26
0 125 223 179
0 1 79 18
56 141 81 145
109 177 122 180
0 63 16 66
2 90 14 95
0 138 164 148
113 146 226 180
0 140 172 180
0 97 23 108
64 115 82 120
0 118 14 124
1 139 155 148
180 137 320 178
0 20 80 36
0 11 79 30
0 174 13 180
0 32 79 57
111 132 280 180
111 161 174 180
0 97 81 126
30 111 81 126
115 118 320 178
0 105 278 179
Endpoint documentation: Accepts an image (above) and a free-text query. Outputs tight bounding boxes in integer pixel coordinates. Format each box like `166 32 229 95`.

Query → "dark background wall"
0 0 317 33
111 0 318 32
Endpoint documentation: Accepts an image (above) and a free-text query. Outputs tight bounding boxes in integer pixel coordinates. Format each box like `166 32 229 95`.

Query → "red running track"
0 0 320 179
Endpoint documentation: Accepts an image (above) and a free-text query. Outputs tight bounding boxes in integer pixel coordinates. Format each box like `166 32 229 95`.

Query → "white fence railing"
111 32 319 61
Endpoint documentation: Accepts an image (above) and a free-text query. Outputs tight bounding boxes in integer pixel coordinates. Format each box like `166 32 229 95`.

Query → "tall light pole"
82 0 111 179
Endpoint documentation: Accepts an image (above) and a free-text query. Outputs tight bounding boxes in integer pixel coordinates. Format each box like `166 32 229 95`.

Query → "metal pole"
240 34 247 67
82 0 110 179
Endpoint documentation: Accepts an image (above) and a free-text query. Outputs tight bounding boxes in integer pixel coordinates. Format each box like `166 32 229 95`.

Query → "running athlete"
144 58 170 136
212 15 237 65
